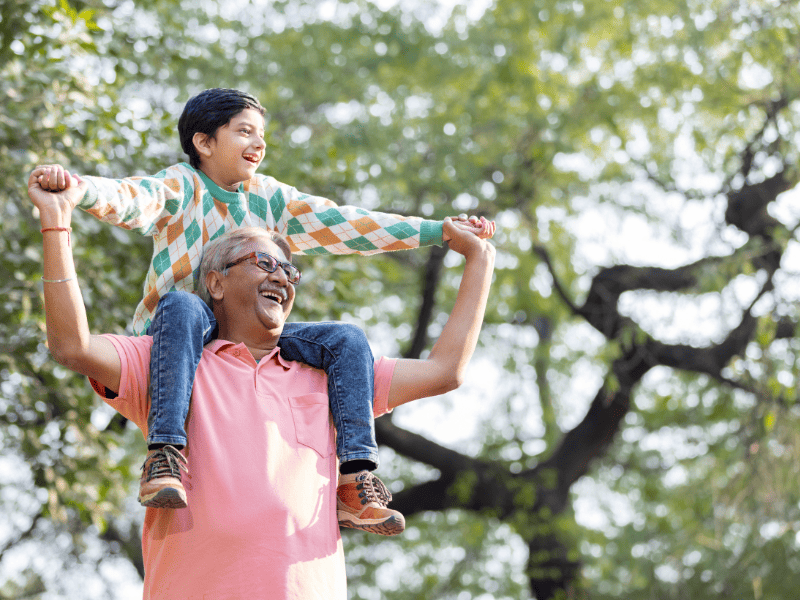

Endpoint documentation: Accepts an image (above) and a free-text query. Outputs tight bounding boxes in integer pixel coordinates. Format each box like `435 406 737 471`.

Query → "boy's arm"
386 218 496 409
269 179 491 256
33 163 183 235
28 170 123 393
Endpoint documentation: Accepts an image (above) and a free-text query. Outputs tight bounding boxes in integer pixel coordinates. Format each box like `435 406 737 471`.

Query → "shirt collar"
206 339 292 370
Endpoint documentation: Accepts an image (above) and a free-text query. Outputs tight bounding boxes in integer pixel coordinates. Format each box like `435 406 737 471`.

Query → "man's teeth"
261 291 283 304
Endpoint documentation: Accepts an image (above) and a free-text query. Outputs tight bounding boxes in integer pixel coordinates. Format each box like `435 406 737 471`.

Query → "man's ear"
193 132 214 161
206 271 225 303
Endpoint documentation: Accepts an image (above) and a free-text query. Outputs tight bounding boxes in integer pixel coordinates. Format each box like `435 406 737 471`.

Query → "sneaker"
337 470 405 536
138 445 189 509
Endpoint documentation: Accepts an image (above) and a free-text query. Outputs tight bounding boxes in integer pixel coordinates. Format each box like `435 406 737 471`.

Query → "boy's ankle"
339 459 376 475
148 443 185 451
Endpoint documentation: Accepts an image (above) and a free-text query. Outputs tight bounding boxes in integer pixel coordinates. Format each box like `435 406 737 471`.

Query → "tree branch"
404 243 448 359
0 511 43 563
375 419 481 475
532 245 581 316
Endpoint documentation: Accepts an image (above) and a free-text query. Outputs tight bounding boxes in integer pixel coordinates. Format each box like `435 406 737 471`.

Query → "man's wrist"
38 208 72 229
462 241 495 263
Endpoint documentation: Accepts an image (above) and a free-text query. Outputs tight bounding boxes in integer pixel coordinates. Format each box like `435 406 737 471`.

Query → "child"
35 88 493 536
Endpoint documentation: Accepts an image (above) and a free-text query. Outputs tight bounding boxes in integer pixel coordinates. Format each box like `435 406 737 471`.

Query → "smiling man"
30 168 496 598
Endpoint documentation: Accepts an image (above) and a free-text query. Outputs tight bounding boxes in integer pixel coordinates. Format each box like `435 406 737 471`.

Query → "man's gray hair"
197 227 293 308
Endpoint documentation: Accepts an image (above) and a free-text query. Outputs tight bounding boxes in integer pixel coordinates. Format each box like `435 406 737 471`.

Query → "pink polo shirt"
93 335 396 600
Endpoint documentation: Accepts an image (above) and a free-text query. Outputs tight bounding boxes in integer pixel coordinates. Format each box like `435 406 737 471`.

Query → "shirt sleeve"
266 178 444 256
88 334 154 437
77 165 190 236
373 357 397 418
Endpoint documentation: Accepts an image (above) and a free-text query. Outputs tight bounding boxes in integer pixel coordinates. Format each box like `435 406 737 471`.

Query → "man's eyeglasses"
224 251 302 285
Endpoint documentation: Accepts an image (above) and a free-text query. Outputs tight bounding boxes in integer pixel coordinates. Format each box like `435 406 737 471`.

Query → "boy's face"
198 108 266 191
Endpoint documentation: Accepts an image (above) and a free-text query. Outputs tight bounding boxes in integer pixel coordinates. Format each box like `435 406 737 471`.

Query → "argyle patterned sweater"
78 163 444 335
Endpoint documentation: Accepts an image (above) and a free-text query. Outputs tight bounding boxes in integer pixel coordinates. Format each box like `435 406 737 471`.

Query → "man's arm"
28 170 123 393
386 217 496 409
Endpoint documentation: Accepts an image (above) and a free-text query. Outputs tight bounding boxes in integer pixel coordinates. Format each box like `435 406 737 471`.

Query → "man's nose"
267 265 288 286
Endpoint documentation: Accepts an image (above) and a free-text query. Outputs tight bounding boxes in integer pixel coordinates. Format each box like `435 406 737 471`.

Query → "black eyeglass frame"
224 251 302 284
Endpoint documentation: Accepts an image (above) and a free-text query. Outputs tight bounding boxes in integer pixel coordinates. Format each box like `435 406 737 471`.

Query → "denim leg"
146 291 217 448
279 322 379 468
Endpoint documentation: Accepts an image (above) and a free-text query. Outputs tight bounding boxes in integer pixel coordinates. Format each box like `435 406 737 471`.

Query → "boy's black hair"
178 88 266 168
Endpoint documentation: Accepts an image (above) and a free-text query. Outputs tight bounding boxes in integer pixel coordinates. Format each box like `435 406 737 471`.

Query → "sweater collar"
189 164 245 203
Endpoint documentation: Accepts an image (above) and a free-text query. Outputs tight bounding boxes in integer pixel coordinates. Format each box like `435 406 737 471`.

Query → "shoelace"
142 445 188 481
358 472 392 506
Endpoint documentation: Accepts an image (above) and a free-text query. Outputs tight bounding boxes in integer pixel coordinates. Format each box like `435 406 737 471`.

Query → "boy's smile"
196 108 266 191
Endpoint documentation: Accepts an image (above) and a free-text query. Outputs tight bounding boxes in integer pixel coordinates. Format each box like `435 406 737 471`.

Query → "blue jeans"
146 291 379 468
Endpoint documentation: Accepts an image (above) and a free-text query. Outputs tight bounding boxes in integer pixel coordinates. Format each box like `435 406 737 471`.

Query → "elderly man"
30 174 495 599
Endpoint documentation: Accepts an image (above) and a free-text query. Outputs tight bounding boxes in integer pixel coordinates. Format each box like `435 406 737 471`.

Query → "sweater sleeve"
264 178 444 256
77 165 192 236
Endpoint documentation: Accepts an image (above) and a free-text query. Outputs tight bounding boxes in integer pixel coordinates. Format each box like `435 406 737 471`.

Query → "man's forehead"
241 237 288 262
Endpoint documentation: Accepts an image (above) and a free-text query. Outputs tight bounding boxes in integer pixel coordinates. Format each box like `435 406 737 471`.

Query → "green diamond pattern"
122 205 142 223
344 236 379 252
165 196 181 216
153 248 171 276
303 246 333 256
203 193 215 215
250 193 269 221
184 221 201 248
270 188 286 224
317 208 348 227
182 176 194 209
385 222 416 240
228 202 246 225
287 217 304 236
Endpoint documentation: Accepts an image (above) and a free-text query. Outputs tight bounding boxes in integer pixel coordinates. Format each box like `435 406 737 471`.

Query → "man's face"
219 237 296 337
203 108 265 189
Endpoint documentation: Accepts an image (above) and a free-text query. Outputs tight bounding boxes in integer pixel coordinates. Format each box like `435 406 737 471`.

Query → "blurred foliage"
1 0 800 598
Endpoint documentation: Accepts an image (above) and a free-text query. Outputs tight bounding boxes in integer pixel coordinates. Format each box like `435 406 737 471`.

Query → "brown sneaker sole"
139 487 188 509
338 511 405 536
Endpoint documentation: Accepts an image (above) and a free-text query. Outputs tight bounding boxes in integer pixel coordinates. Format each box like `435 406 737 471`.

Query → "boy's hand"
28 167 86 226
443 217 496 259
443 214 496 241
31 164 80 192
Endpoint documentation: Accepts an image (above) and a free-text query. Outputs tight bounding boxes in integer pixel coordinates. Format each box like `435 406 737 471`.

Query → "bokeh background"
1 0 800 598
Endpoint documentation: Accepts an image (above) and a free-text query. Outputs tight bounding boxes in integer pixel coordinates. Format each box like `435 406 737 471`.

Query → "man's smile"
260 286 287 305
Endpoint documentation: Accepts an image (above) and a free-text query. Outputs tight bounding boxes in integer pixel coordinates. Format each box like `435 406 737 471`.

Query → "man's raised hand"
28 166 86 223
443 214 496 241
442 216 496 258
30 164 81 192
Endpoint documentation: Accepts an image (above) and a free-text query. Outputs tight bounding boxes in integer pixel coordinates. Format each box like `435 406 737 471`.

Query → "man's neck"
214 325 281 362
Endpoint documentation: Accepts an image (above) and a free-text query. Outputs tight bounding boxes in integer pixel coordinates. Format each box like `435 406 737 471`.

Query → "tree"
1 0 799 598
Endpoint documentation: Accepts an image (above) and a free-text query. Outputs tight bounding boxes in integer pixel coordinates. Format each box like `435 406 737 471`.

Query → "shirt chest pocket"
288 393 334 458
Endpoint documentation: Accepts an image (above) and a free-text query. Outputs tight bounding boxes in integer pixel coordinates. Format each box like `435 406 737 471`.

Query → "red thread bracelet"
41 226 71 246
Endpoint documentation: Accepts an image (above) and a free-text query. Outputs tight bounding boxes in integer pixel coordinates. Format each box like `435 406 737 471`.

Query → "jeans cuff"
147 434 188 447
339 450 380 469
